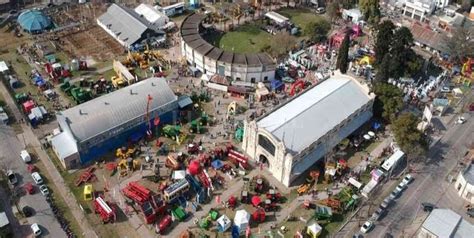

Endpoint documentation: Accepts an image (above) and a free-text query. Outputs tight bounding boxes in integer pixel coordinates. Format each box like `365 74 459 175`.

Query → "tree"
359 0 381 25
372 83 404 122
375 54 391 82
270 32 296 57
392 112 427 157
336 33 350 74
326 1 339 23
444 26 474 64
389 27 414 79
374 20 395 66
305 18 331 43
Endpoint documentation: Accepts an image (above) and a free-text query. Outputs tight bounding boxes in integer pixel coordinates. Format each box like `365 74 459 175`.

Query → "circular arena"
180 13 276 83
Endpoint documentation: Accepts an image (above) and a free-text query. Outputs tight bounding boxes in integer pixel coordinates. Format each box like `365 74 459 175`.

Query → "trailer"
163 179 190 203
228 149 249 169
122 182 151 205
93 197 116 224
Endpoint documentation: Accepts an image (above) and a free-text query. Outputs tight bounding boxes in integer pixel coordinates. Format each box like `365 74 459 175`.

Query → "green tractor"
171 206 187 222
162 125 181 140
189 119 205 134
200 112 209 125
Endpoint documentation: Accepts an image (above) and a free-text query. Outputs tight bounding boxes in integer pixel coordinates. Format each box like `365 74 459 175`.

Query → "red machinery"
252 208 266 223
155 215 172 234
266 189 283 203
141 201 156 224
187 143 199 154
197 170 212 189
122 182 151 205
75 167 96 187
288 80 305 96
228 149 249 169
198 153 211 167
228 196 237 209
93 197 116 224
264 199 278 212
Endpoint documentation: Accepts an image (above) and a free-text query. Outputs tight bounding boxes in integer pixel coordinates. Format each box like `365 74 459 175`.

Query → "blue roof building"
18 10 52 33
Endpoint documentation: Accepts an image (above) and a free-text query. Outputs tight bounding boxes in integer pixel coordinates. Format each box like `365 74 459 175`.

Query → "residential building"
455 163 474 204
403 0 436 22
51 77 180 169
242 72 375 186
418 209 474 238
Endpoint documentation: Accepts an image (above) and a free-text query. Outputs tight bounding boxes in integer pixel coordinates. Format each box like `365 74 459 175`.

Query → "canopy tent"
211 160 224 170
265 11 289 25
172 170 186 180
348 177 363 189
0 61 8 73
233 209 250 231
18 10 52 33
22 100 35 113
251 196 261 207
217 214 232 232
307 222 322 238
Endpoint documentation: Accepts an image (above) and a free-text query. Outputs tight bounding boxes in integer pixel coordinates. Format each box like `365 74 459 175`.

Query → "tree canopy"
269 32 297 57
374 20 395 66
306 18 331 43
392 112 427 157
372 83 404 122
336 33 350 74
327 1 339 22
359 0 381 25
444 26 474 64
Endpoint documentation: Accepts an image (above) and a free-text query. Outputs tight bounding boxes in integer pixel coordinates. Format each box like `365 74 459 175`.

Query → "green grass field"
278 8 325 37
211 24 272 54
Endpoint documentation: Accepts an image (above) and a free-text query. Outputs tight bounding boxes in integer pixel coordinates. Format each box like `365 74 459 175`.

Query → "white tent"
265 11 289 25
233 209 250 231
217 214 232 232
307 222 322 238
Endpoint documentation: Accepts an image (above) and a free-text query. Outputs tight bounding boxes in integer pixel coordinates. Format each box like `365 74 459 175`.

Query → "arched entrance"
258 154 270 169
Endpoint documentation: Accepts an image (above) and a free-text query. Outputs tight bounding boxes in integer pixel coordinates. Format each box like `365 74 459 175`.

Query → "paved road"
338 112 474 237
0 124 65 238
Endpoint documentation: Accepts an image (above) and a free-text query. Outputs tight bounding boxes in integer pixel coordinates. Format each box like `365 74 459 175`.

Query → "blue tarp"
211 160 224 169
271 79 284 91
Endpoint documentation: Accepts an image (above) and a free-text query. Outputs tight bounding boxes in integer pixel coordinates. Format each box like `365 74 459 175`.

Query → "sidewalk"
0 82 98 238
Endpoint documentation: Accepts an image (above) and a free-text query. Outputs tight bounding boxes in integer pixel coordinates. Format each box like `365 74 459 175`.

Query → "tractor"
162 125 181 140
189 120 205 134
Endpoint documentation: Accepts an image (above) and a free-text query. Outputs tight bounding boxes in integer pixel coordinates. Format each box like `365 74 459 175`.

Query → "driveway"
0 124 64 237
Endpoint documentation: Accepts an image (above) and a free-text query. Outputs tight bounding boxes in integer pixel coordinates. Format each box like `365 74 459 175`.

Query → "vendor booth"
217 214 232 232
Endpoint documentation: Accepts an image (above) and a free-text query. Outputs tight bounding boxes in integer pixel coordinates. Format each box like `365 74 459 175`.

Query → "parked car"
401 174 414 186
456 116 466 124
396 182 406 192
421 202 436 212
7 170 17 185
371 207 387 221
20 150 31 163
39 185 49 196
389 189 401 200
31 223 42 237
381 197 393 209
31 172 43 185
440 86 451 93
316 7 326 14
360 220 374 233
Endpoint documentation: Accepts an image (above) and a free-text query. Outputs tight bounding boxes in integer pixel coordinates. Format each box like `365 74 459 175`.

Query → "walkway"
0 82 98 238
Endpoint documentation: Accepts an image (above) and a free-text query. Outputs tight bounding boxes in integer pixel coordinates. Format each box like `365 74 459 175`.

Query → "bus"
381 150 406 174
163 179 190 203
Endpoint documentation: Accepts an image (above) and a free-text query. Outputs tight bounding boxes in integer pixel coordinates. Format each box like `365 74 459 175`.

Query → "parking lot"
0 124 64 237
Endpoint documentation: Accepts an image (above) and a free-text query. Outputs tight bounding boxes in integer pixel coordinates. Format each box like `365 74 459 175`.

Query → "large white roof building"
242 72 375 186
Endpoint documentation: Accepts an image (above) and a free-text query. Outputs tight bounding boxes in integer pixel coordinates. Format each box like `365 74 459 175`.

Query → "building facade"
454 164 474 204
180 13 276 83
51 77 179 169
242 73 375 186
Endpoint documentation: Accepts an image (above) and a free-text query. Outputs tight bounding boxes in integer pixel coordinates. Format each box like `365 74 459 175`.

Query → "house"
418 209 474 238
454 163 474 204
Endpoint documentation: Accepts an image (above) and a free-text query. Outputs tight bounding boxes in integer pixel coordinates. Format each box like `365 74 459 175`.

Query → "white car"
31 223 42 237
39 185 49 196
20 150 31 163
456 116 466 124
31 172 43 185
401 174 414 186
360 220 374 233
389 188 402 200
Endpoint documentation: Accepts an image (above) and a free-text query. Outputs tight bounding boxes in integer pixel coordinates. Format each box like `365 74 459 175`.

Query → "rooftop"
410 23 447 53
462 164 474 185
422 209 474 237
51 132 78 159
257 73 372 153
134 3 168 25
57 77 177 142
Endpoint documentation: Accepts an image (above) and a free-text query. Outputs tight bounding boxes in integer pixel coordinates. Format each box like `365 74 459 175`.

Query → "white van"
20 150 31 163
31 172 43 185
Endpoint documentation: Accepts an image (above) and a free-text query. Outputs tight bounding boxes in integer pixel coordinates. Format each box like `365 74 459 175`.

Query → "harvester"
162 125 182 141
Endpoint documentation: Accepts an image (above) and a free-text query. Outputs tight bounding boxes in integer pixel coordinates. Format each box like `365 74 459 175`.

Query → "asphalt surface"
0 124 65 238
338 112 474 237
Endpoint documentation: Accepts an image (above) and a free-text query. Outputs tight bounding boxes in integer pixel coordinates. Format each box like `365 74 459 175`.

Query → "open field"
206 24 272 53
278 8 325 37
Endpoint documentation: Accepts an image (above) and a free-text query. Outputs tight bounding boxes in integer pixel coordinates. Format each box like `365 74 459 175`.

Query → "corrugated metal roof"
257 76 371 153
195 43 214 55
134 3 168 25
206 47 223 60
220 52 234 64
187 39 207 49
58 77 177 142
234 54 247 65
257 53 274 66
422 209 462 237
410 24 447 52
98 4 164 46
51 132 78 159
246 54 261 67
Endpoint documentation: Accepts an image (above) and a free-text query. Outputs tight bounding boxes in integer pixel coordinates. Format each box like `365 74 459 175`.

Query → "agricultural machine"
171 206 187 221
75 167 96 187
185 174 208 204
314 205 333 220
155 215 172 234
93 197 116 224
252 209 266 223
227 149 249 169
165 155 181 170
162 125 182 141
70 87 92 104
189 119 205 134
266 189 283 203
122 182 157 224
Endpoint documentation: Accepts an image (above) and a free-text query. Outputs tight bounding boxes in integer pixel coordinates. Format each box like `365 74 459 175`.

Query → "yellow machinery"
297 183 311 195
84 184 93 201
359 56 375 66
113 60 135 86
116 147 136 160
111 75 126 89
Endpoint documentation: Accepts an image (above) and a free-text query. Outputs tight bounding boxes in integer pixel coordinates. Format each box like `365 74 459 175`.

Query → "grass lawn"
210 24 273 53
277 8 325 37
